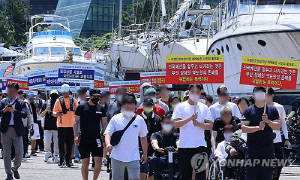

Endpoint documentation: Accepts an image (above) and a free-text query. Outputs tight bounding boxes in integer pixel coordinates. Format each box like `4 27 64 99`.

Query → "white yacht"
13 15 98 76
0 43 24 62
206 0 300 94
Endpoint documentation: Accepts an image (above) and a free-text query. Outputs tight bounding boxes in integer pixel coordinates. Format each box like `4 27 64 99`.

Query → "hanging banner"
140 71 166 85
46 69 79 91
240 56 299 89
58 64 94 83
26 71 46 90
109 80 140 95
6 75 29 90
166 55 224 84
94 75 105 89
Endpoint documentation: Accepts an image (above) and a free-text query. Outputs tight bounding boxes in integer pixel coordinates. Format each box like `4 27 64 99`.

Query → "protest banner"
166 55 224 84
109 80 140 95
94 75 105 89
140 71 167 85
240 56 299 90
6 75 29 90
58 64 94 83
26 71 46 90
46 69 80 92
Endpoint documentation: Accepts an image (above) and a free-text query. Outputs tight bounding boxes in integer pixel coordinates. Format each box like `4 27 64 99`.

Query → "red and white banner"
6 75 29 90
109 80 140 95
166 55 224 84
240 56 299 89
94 75 105 89
140 71 166 85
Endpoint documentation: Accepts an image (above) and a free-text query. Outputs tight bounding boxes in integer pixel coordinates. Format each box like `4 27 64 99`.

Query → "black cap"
267 87 275 95
143 98 154 106
89 88 101 96
18 90 24 95
101 91 110 97
253 87 266 93
217 85 230 96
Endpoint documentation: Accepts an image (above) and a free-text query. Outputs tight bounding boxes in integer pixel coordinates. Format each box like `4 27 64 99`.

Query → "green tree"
74 33 112 51
0 0 29 46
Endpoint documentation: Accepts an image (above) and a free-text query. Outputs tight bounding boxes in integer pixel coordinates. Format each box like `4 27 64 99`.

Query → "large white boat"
13 15 99 76
0 43 24 62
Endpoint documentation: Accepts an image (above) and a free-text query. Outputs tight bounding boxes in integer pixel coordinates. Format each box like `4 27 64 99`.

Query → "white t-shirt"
172 101 212 148
273 102 288 143
215 140 228 161
104 113 148 162
209 101 241 121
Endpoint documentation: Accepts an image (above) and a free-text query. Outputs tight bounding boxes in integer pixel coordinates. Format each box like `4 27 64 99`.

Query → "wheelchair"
159 147 180 180
209 155 245 180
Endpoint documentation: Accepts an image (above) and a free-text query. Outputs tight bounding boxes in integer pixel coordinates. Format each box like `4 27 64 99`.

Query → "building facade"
54 0 132 38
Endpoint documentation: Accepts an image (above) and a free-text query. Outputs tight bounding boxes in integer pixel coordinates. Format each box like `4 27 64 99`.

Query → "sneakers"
25 153 30 158
5 174 13 180
12 168 20 179
66 163 73 168
31 152 37 157
58 161 65 166
22 158 27 162
53 156 60 163
103 158 108 166
11 158 15 162
44 152 50 162
74 158 81 163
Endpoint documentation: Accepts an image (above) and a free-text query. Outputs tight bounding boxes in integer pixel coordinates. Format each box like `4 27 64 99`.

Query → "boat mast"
118 0 122 38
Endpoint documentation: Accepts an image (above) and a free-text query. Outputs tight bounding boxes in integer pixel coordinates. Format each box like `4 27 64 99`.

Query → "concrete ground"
0 151 299 179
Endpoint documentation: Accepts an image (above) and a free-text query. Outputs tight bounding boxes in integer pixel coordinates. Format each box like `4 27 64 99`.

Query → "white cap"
50 90 59 94
61 84 70 93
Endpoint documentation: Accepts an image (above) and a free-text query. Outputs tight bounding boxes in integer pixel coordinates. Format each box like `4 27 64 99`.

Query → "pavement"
0 151 299 180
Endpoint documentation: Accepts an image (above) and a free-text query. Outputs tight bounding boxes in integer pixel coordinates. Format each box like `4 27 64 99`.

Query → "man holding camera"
0 83 28 180
53 84 78 167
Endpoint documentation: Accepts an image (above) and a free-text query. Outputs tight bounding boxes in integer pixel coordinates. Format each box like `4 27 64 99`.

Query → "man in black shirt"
149 114 179 180
74 88 107 180
41 90 59 163
241 87 280 180
139 98 161 180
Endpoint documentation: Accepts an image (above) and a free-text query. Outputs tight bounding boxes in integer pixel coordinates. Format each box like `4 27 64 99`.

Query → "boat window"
66 47 82 56
51 47 65 56
34 47 49 56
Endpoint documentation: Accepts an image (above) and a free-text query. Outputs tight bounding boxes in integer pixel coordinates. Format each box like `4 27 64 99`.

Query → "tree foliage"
74 33 112 51
0 0 29 47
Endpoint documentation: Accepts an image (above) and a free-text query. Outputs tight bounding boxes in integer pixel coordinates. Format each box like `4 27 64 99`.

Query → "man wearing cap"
41 90 60 163
210 85 241 154
241 87 280 180
74 89 107 180
148 87 169 113
139 98 162 179
53 84 78 167
136 82 152 108
136 88 166 117
107 86 127 122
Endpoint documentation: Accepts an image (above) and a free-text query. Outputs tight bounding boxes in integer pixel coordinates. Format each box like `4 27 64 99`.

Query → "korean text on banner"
140 72 166 85
58 64 94 83
26 71 46 90
240 56 299 90
166 55 224 84
45 69 79 91
109 81 140 95
6 75 29 90
94 75 105 89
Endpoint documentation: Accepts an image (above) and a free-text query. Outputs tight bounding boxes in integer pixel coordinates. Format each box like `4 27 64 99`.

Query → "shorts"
111 158 140 179
78 138 103 159
31 123 40 140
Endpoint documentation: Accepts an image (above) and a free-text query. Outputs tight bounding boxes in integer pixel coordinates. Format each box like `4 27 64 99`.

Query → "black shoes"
5 174 13 180
12 168 20 179
66 163 73 167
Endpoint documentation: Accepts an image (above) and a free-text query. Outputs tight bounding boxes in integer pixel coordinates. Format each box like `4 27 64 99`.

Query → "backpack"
59 96 75 114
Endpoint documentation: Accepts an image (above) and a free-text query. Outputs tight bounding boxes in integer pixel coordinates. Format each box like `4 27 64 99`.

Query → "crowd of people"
0 82 291 180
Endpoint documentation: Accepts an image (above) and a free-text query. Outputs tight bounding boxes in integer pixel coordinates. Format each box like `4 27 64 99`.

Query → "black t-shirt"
242 104 279 150
150 131 179 157
75 102 107 139
212 116 241 143
30 103 38 123
41 102 57 130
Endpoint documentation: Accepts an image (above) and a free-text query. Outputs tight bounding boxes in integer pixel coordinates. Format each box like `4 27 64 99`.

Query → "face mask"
122 110 135 118
254 91 265 101
162 124 173 132
224 132 233 141
50 94 58 100
198 98 206 104
143 107 153 114
171 103 178 110
91 98 99 104
189 93 199 102
150 97 157 103
116 95 123 102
